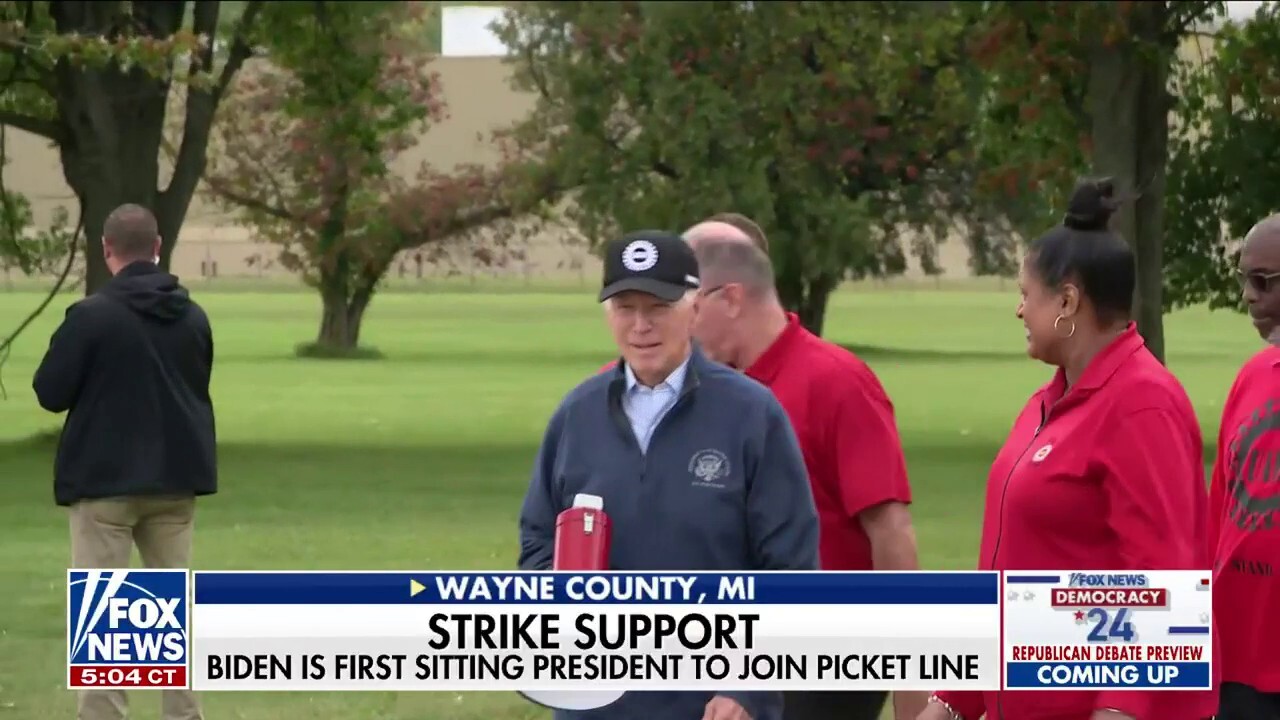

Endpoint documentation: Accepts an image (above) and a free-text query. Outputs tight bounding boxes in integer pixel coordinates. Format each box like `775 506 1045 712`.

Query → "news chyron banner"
1002 571 1213 691
67 569 192 690
187 571 1001 692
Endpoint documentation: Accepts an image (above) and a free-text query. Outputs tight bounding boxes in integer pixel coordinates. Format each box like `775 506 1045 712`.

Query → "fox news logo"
1067 572 1149 587
67 569 189 690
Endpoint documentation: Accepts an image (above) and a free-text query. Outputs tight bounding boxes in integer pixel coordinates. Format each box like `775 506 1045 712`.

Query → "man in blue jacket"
519 229 820 720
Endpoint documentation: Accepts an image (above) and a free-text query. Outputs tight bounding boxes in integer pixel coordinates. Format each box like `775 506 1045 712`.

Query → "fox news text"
1002 571 1213 690
185 571 1001 692
67 569 191 689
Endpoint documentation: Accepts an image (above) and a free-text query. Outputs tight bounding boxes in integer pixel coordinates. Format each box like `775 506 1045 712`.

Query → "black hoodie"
33 261 217 506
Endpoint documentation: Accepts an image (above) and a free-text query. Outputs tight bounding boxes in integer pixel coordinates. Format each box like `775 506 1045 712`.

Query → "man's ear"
723 283 748 317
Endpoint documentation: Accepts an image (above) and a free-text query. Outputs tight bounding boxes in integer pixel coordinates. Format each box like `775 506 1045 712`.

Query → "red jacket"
1208 345 1280 692
937 324 1217 720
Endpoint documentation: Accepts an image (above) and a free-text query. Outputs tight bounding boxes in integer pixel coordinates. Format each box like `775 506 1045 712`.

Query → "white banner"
191 603 1001 692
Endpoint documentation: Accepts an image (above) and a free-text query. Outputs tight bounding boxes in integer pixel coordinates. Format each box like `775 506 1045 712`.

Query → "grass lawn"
0 284 1260 719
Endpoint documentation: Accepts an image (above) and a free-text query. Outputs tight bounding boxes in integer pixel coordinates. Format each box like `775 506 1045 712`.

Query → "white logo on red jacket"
1031 444 1054 463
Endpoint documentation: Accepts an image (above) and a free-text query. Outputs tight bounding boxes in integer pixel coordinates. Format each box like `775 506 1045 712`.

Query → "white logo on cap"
621 240 659 272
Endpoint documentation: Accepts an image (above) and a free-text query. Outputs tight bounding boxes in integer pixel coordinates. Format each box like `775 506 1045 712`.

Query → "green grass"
0 285 1260 719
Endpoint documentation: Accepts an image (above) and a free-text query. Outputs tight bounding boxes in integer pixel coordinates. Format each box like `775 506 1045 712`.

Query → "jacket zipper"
990 402 1048 569
991 401 1051 720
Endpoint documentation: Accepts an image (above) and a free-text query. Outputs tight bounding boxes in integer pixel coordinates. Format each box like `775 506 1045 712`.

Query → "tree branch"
395 203 520 253
0 109 60 142
213 1 263 103
396 162 565 253
162 1 263 226
202 176 296 222
1165 1 1221 43
522 46 678 181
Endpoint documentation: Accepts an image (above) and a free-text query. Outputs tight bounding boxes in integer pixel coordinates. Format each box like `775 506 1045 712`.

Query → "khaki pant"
69 496 203 720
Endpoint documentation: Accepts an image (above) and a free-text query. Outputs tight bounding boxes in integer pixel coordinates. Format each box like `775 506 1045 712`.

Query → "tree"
201 2 554 354
493 2 1018 336
0 0 262 294
970 1 1225 363
1167 2 1280 312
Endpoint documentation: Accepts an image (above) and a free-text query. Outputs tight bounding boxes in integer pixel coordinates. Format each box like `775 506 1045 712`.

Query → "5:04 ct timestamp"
69 665 188 688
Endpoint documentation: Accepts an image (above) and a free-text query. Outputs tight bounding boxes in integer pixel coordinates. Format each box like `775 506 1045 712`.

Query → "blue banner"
1005 662 1210 689
193 571 998 605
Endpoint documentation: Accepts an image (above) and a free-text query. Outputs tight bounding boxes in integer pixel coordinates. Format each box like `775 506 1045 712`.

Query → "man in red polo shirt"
1207 214 1280 720
684 223 923 720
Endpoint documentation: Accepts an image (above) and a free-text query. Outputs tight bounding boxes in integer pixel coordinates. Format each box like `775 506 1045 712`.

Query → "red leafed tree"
201 2 551 354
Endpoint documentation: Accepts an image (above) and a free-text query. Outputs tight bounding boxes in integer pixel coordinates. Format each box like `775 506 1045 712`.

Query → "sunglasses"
1237 269 1280 294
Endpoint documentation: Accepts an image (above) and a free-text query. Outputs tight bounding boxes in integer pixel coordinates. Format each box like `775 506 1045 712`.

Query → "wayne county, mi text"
434 574 756 603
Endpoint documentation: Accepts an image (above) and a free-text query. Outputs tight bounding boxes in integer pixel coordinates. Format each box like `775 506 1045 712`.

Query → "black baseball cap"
598 230 701 302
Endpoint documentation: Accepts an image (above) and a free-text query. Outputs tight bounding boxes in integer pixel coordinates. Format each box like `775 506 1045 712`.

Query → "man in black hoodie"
34 203 214 720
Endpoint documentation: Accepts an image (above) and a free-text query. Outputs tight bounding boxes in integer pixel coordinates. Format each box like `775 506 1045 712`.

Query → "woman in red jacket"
919 179 1216 720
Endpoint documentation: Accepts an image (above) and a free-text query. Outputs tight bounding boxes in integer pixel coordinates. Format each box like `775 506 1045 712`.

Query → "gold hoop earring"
1054 314 1076 339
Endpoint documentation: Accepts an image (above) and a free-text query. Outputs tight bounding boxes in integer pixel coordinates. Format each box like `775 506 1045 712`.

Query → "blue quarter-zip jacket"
518 347 820 720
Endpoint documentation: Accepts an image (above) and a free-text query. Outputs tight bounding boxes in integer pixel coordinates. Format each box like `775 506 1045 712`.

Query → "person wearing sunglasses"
681 223 922 720
923 179 1216 720
1205 214 1280 720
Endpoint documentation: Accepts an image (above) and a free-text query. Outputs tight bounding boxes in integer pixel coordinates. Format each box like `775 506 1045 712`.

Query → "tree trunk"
316 275 375 351
50 1 248 295
1130 22 1170 365
1085 4 1171 363
776 272 836 337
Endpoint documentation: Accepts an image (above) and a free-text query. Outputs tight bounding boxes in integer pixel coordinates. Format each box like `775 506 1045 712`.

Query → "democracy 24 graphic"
67 569 191 690
1002 570 1212 690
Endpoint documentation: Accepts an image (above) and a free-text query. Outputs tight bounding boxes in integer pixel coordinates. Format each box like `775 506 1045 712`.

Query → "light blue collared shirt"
622 355 690 454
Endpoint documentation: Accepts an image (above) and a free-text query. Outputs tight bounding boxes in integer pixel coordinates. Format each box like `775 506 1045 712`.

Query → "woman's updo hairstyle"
1027 177 1136 324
